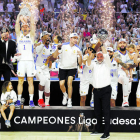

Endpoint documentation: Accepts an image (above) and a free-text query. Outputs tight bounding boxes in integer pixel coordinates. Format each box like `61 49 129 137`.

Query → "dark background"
0 80 138 106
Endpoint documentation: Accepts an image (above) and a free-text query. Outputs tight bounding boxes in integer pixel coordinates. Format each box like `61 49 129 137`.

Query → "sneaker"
67 99 72 108
122 102 129 107
90 131 103 135
15 100 21 108
90 100 94 108
100 133 110 140
5 120 10 128
62 93 68 105
38 99 45 108
29 100 35 108
45 104 50 106
7 120 11 127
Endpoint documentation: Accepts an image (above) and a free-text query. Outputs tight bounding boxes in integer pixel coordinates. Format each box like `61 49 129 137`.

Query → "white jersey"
17 33 34 61
35 43 56 68
59 42 81 69
81 56 96 82
110 59 118 83
116 51 130 73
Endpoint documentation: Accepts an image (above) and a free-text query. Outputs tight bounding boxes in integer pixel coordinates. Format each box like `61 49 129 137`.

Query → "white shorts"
80 79 93 96
36 66 50 93
17 60 35 77
111 82 118 100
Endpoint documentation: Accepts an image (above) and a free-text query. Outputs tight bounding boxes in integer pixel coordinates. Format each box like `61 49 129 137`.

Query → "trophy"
90 29 108 52
20 98 25 109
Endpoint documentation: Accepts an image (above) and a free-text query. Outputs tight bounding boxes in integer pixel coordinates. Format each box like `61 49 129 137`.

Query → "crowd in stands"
0 0 139 65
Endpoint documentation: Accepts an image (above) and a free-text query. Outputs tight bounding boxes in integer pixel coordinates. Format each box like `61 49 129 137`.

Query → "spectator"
120 0 127 19
83 27 91 37
7 0 15 12
10 29 16 41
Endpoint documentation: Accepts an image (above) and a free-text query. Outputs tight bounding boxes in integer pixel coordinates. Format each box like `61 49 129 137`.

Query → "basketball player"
15 14 36 108
114 38 132 107
59 33 82 108
107 47 118 107
35 31 59 107
80 48 96 106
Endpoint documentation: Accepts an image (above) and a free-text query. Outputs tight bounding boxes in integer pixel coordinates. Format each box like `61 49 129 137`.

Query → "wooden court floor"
0 132 140 140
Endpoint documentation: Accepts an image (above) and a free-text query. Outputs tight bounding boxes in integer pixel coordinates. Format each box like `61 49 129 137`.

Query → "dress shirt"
1 39 8 64
86 54 111 88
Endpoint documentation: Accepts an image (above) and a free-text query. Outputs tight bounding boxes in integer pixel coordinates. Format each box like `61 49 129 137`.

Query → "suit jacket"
0 39 17 69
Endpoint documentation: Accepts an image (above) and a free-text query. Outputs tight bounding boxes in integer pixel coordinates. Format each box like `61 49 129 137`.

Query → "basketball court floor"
0 132 140 140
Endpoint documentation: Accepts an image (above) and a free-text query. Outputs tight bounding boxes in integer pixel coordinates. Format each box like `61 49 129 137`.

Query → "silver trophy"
96 29 108 42
20 98 25 109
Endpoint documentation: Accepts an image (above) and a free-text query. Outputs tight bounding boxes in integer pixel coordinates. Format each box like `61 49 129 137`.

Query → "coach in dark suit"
0 29 17 81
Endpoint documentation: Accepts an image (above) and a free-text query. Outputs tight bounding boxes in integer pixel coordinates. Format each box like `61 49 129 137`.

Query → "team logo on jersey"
26 36 29 38
18 72 20 75
113 64 116 66
32 73 34 75
21 36 23 38
81 91 83 93
43 49 45 52
73 50 76 53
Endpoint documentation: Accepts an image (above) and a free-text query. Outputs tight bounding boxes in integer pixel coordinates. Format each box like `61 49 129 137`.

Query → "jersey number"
43 59 47 63
23 45 26 50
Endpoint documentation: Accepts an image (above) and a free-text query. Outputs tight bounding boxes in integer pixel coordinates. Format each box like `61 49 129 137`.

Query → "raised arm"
30 14 36 41
15 14 20 37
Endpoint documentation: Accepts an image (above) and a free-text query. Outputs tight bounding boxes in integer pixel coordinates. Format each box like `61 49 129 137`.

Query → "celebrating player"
15 14 36 108
80 48 96 107
35 31 59 107
114 38 132 107
107 47 118 107
59 33 82 108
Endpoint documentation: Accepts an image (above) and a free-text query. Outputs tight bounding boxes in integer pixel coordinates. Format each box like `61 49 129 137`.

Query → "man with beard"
114 38 132 107
59 33 82 108
107 47 118 107
87 47 112 139
15 14 36 108
35 31 59 107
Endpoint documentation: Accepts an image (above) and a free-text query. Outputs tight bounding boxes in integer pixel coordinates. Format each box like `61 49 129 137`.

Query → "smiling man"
59 33 82 108
115 38 132 107
87 46 112 139
15 14 36 108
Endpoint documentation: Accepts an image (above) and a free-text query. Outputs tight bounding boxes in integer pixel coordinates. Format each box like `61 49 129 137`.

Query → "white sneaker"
122 101 129 107
62 93 68 105
90 100 94 108
67 100 72 108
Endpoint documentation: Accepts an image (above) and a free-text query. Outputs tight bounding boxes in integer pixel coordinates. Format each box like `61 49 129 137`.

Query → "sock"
45 96 50 105
123 77 129 103
63 91 67 96
91 92 94 101
39 91 44 99
18 95 21 101
68 98 71 102
29 94 34 101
